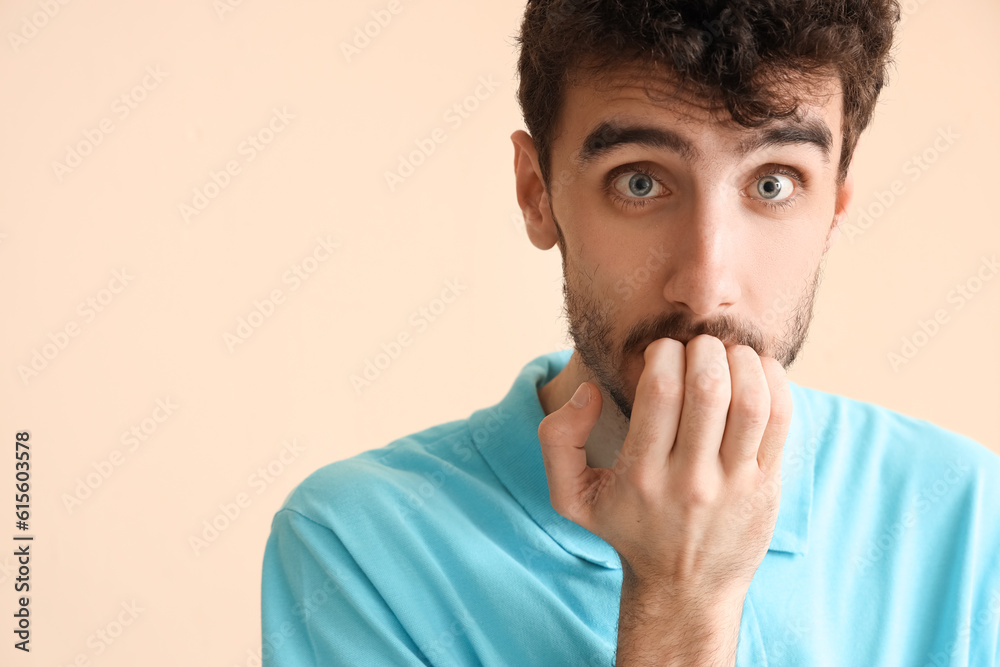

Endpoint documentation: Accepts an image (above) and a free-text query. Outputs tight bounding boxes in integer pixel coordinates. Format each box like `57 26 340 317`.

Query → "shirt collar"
469 349 815 569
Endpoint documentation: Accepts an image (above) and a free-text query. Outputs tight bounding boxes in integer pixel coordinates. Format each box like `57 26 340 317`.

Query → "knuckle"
616 438 644 472
674 471 720 507
679 481 717 507
688 366 729 407
537 416 571 446
643 375 684 404
730 386 770 428
624 467 661 500
686 338 730 403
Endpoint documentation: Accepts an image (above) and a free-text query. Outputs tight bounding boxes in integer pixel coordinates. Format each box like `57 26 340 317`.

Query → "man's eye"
612 171 664 199
754 174 794 201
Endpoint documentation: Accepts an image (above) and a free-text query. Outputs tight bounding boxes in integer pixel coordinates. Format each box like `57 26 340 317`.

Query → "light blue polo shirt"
261 349 1000 666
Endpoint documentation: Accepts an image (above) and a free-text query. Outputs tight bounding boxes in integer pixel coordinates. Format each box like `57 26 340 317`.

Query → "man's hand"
537 334 793 665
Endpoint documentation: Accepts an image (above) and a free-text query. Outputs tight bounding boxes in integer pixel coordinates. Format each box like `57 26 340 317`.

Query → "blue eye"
755 174 793 201
612 170 664 199
627 173 653 196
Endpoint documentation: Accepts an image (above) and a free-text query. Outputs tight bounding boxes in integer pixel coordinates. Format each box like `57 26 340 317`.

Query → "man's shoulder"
274 415 492 530
793 381 1000 482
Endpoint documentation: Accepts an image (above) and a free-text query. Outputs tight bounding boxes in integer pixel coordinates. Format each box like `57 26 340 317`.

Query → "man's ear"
826 167 854 252
511 130 559 251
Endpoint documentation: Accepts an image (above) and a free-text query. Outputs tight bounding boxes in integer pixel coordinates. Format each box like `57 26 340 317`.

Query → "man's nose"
659 194 742 318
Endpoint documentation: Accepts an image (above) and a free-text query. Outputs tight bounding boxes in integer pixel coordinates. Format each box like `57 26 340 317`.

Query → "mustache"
623 311 767 356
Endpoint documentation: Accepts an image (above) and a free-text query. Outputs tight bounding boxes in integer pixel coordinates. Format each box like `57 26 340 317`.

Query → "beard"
551 215 825 423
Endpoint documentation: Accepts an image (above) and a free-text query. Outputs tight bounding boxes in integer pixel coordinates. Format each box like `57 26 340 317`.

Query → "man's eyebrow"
735 117 833 164
576 122 698 167
575 116 833 167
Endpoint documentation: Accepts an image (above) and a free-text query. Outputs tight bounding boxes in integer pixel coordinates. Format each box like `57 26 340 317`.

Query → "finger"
671 334 731 473
718 345 771 475
616 337 685 478
756 356 793 477
537 381 604 522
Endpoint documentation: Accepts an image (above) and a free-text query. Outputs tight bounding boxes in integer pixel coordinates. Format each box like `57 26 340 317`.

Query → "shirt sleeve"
261 507 432 666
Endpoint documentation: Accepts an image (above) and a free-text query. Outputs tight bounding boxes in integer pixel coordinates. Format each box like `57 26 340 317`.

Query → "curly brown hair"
515 0 901 188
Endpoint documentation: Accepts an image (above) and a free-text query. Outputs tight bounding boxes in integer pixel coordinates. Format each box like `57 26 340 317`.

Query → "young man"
262 1 1000 664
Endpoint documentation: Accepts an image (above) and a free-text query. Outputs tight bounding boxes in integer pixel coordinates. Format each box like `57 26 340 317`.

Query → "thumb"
537 381 603 520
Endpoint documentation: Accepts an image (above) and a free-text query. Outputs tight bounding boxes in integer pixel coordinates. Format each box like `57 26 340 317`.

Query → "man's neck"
536 351 631 469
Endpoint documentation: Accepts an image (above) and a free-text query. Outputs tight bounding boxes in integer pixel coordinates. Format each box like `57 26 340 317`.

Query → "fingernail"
570 383 590 408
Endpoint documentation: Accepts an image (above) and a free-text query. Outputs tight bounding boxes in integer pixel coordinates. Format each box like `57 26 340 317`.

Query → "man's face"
516 61 852 421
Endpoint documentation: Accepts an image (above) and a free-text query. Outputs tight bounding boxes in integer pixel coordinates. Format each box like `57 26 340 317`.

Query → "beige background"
1 0 998 664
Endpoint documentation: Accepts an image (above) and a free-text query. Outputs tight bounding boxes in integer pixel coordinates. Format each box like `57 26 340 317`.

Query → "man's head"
511 0 900 421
